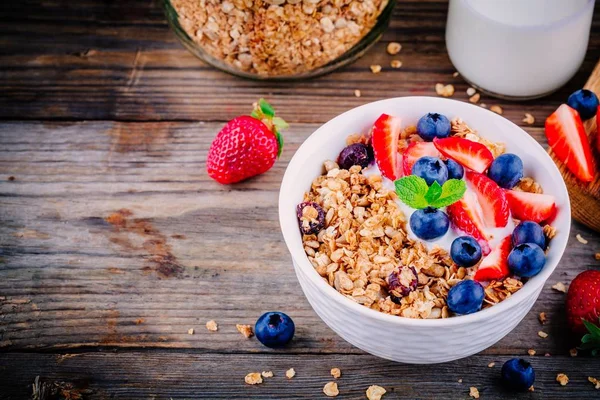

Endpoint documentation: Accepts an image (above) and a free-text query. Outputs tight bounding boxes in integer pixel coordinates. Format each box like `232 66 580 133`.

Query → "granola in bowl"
297 112 557 319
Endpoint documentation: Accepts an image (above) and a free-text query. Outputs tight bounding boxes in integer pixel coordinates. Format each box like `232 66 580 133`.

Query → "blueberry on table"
567 89 599 120
337 143 373 170
411 156 449 186
387 266 418 303
445 159 464 180
255 312 295 348
450 236 482 268
487 153 523 189
409 207 449 241
416 113 451 141
447 280 484 315
296 202 325 235
508 243 545 278
512 221 546 250
501 358 535 391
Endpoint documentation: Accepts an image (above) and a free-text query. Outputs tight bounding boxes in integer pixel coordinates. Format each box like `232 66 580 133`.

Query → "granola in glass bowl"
297 112 558 319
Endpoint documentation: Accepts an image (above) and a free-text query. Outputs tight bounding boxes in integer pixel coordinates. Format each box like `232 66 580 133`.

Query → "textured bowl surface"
279 97 571 364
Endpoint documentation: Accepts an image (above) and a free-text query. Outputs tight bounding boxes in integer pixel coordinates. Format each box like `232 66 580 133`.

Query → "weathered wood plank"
1 121 598 355
1 352 599 399
0 1 599 122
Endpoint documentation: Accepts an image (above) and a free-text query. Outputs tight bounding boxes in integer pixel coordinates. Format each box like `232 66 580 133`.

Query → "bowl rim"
279 96 571 327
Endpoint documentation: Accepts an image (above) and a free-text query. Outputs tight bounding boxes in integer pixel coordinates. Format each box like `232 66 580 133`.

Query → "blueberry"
512 221 546 250
450 236 482 268
567 89 599 120
411 156 448 186
255 312 295 348
337 143 373 170
488 153 523 189
409 207 449 241
296 202 325 235
508 243 546 278
387 266 418 303
501 358 535 391
445 159 464 180
447 280 484 315
416 113 451 141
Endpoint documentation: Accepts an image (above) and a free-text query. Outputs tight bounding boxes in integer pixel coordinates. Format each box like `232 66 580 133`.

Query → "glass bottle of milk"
446 0 595 100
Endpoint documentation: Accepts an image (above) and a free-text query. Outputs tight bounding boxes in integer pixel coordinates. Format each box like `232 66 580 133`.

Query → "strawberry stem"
251 98 287 158
579 317 600 356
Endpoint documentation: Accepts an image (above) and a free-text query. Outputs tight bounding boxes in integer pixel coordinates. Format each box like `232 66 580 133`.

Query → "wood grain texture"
1 0 600 398
1 352 600 399
0 1 599 123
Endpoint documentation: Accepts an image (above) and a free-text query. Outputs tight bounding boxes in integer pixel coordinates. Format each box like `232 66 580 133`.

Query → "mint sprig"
395 176 466 209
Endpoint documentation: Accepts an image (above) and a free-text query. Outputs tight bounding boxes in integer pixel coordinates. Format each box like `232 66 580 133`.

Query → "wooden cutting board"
548 59 600 231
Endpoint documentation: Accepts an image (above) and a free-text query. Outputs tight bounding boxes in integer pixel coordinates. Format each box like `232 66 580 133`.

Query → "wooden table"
1 1 600 399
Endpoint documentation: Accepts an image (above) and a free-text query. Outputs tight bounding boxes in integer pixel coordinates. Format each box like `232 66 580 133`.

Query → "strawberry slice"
474 235 512 282
446 191 491 255
545 104 595 182
402 141 441 176
433 137 494 173
465 171 509 228
505 190 557 223
372 114 402 180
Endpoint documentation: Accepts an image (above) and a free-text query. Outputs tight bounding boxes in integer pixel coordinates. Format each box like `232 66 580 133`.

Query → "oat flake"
466 87 476 96
286 368 296 379
390 60 402 68
354 89 361 98
323 382 339 397
187 328 194 335
244 372 263 385
528 349 536 356
261 371 273 378
370 65 382 74
366 385 386 400
386 42 402 55
552 282 567 293
556 373 569 386
576 234 588 244
488 362 495 368
206 320 218 331
236 324 254 338
469 386 480 399
538 330 548 338
331 368 341 379
469 93 480 103
490 105 503 114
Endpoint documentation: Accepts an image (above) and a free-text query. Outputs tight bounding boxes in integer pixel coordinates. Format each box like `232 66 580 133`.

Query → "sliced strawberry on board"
505 190 557 223
465 170 509 228
447 192 491 255
402 141 441 176
372 114 402 180
545 104 595 182
474 235 512 282
433 137 494 173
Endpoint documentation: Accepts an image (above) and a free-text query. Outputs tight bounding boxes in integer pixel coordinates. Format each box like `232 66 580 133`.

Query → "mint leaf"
259 98 275 118
425 181 442 203
395 176 429 209
428 179 466 208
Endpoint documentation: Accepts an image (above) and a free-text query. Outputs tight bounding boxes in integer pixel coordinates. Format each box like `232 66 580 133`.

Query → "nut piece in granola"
366 385 387 400
331 368 341 379
206 320 218 331
556 373 569 386
469 386 480 399
386 42 402 55
323 382 339 397
244 372 263 385
286 368 296 379
236 324 254 338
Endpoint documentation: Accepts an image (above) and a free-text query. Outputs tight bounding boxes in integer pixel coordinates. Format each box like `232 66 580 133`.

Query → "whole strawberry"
207 99 287 184
566 269 600 334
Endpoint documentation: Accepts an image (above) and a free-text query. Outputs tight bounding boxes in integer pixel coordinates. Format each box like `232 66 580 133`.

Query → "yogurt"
362 163 515 254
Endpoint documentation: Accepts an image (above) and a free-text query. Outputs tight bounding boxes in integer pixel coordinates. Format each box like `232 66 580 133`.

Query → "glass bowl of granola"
279 96 570 363
164 0 396 79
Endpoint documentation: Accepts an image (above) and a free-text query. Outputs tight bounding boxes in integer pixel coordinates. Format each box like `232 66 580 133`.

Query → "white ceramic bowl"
279 97 571 364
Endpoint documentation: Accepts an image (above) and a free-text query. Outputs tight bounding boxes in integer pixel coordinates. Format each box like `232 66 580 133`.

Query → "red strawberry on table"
447 191 491 255
474 235 512 282
433 137 494 173
372 113 402 180
504 190 556 223
402 141 441 176
207 99 287 184
566 270 600 334
597 105 600 155
545 104 595 182
465 170 509 228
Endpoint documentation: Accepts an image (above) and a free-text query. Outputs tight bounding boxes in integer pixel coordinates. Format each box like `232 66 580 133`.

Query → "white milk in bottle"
446 0 595 99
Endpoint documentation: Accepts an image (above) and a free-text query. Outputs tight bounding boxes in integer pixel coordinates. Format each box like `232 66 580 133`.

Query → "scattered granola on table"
538 312 547 324
187 328 194 335
556 373 569 386
331 368 341 379
206 320 218 331
323 381 339 397
171 0 389 77
589 376 600 389
538 330 548 338
469 386 480 399
286 368 296 379
261 371 273 378
244 372 263 385
366 385 386 400
552 282 567 293
236 324 254 338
